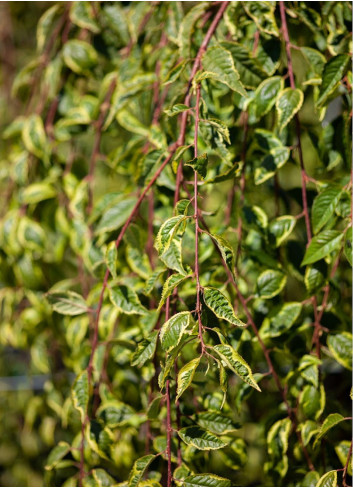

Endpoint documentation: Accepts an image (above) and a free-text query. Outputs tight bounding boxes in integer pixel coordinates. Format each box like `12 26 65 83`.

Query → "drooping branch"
78 3 230 484
279 3 324 360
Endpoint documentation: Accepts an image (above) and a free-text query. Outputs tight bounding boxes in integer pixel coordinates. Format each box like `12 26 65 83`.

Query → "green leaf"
260 302 302 338
147 394 165 420
301 230 344 265
317 54 350 107
335 441 352 477
36 5 63 51
158 273 190 311
92 469 117 487
45 441 71 470
105 241 117 279
97 401 136 428
131 330 158 367
276 88 304 132
195 412 239 435
301 47 326 76
316 470 337 487
185 153 208 179
202 46 247 96
103 4 130 44
204 162 241 184
254 146 290 185
22 115 47 160
155 215 188 256
267 418 291 459
164 104 190 117
316 413 345 441
312 187 342 234
256 269 286 299
300 420 319 447
47 290 88 316
178 426 228 450
70 2 100 33
220 41 265 89
212 235 235 275
161 237 187 275
203 287 246 327
249 76 284 120
176 357 200 400
304 261 327 295
327 332 352 370
109 285 147 315
244 2 279 36
213 344 260 391
96 197 137 234
178 3 208 58
72 371 89 422
268 216 296 247
18 217 46 253
183 474 231 487
160 312 192 353
128 454 157 487
300 385 325 420
62 40 98 74
344 227 352 266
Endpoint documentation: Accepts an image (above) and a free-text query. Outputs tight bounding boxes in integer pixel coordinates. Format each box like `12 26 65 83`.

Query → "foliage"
0 1 352 487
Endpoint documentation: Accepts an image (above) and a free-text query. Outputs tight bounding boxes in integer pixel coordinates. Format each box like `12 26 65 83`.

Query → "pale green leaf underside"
176 357 200 400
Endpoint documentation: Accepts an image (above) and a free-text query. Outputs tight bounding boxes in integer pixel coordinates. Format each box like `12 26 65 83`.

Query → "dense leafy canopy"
0 1 352 487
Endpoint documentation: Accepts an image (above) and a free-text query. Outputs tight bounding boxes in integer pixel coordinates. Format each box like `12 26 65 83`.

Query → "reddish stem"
166 380 172 487
343 439 353 487
86 79 117 215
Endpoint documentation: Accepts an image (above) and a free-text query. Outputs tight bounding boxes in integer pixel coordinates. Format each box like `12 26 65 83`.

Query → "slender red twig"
342 439 353 487
79 4 230 484
86 79 117 215
279 3 325 361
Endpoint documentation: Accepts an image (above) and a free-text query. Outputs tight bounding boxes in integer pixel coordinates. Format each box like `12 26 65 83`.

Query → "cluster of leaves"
0 1 352 487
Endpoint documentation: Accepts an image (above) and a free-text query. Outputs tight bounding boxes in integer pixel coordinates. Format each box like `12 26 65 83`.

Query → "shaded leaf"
256 269 286 299
327 332 352 370
131 330 158 367
109 285 147 315
185 153 208 179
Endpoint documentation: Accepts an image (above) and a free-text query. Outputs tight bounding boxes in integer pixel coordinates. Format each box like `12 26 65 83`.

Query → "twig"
279 3 324 360
79 4 230 484
166 379 172 487
342 439 353 487
86 78 117 215
198 213 315 471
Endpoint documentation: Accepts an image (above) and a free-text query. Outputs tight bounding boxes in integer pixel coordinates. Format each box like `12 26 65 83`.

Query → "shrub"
0 1 352 487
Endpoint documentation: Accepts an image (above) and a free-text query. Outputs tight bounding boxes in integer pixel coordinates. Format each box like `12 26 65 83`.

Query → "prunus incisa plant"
0 1 352 487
